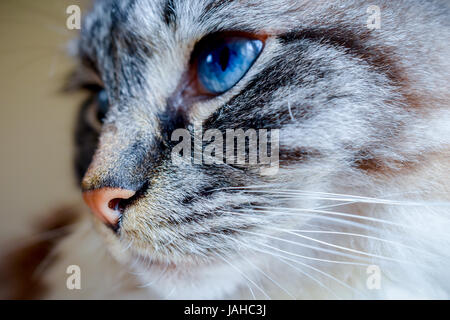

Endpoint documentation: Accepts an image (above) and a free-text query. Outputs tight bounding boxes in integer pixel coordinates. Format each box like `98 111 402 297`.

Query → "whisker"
218 232 338 299
276 254 340 299
231 224 426 266
265 227 421 265
240 240 365 298
215 186 450 207
246 282 257 300
237 251 296 299
219 208 385 233
235 228 373 265
243 206 417 229
164 286 177 299
218 208 387 238
212 227 372 264
214 251 271 300
272 228 436 257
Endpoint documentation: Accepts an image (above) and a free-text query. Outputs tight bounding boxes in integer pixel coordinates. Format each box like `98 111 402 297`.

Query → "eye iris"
96 89 109 122
198 37 263 94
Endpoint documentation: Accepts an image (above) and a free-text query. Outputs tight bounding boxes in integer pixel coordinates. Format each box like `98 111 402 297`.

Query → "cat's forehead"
82 0 242 41
83 0 298 30
79 0 323 56
78 0 318 99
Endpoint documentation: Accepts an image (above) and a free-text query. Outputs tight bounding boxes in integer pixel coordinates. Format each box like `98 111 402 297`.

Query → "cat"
3 0 450 299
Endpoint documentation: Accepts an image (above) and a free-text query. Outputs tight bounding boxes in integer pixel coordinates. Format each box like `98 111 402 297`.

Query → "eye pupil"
96 89 109 122
219 47 230 71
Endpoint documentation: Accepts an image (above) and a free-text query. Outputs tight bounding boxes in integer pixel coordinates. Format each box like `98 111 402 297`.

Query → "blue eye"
197 37 263 94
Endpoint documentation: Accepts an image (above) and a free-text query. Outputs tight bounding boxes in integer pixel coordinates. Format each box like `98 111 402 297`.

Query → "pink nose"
83 188 136 227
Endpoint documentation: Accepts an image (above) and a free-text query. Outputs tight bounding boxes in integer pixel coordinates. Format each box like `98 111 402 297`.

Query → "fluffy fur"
38 0 450 299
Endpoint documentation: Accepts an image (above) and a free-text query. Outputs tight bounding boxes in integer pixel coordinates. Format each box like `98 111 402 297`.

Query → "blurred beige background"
0 0 89 246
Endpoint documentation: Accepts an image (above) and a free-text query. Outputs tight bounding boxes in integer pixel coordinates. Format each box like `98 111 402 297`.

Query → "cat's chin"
130 254 253 299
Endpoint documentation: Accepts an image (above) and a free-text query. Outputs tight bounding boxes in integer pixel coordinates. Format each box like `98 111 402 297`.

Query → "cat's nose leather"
82 188 136 227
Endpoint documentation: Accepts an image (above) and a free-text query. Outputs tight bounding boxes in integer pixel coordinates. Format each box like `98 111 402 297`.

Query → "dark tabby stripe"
279 27 423 110
279 27 403 85
163 0 177 27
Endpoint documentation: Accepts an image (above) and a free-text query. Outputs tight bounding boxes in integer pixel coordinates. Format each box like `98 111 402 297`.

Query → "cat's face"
72 0 449 298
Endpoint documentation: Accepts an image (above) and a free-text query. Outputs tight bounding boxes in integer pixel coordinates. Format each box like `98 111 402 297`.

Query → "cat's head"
71 0 450 298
